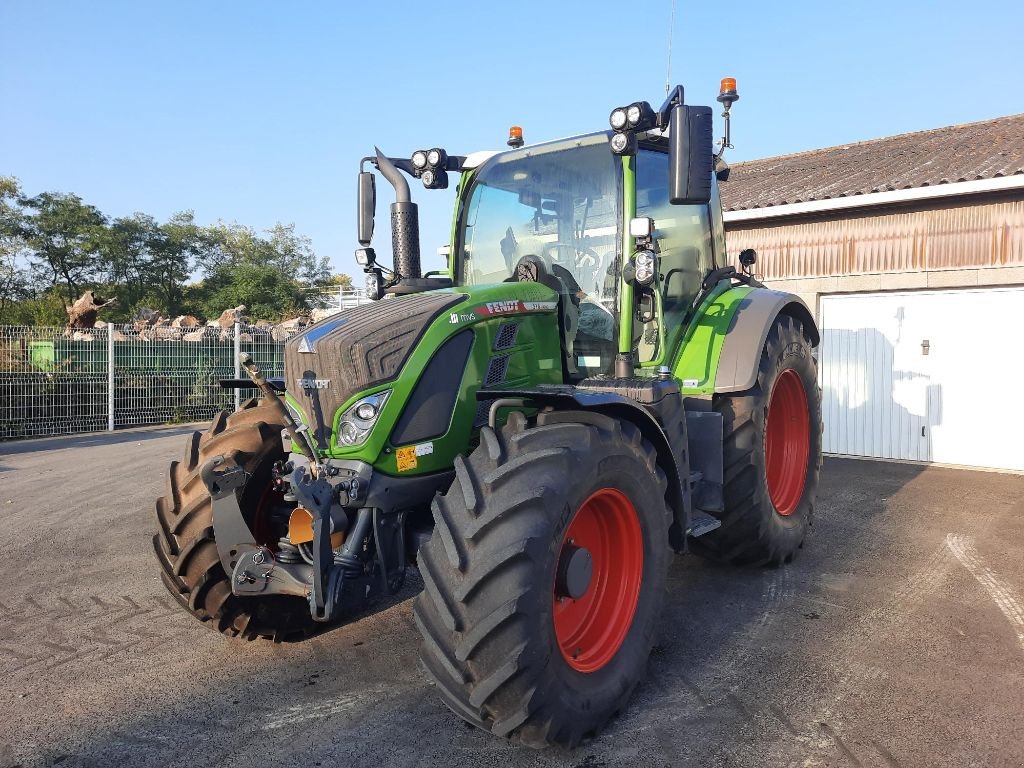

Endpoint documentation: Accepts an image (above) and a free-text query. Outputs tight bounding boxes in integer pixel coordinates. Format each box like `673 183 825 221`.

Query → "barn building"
721 115 1024 472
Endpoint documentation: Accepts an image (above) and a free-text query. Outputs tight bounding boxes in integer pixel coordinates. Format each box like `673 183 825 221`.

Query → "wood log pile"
56 291 316 342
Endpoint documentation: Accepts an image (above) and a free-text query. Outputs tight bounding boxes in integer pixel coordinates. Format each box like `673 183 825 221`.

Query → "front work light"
626 101 655 130
354 247 376 267
427 148 446 167
366 268 384 300
610 131 636 156
609 108 628 131
411 150 428 170
633 250 656 285
421 168 449 189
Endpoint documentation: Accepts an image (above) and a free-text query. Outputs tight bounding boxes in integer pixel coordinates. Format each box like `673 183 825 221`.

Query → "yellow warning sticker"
396 445 418 472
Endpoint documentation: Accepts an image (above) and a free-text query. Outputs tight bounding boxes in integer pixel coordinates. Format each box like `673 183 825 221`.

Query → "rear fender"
714 289 819 393
673 286 819 395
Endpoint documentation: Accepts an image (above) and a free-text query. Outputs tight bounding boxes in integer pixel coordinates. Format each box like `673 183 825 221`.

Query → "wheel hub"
555 544 593 600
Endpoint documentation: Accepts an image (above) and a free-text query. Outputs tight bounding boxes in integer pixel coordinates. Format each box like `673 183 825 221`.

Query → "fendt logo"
296 378 329 390
484 300 522 314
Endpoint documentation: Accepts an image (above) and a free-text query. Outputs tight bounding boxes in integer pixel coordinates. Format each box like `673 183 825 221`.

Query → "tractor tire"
152 398 318 641
691 314 823 566
413 410 671 748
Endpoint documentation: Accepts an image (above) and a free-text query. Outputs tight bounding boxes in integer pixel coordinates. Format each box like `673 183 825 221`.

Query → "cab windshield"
458 134 620 377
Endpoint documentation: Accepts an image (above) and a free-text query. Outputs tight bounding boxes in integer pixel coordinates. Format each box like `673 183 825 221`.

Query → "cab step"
687 510 722 538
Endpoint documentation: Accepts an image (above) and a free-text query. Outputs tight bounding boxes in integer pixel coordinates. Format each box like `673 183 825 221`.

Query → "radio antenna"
665 0 677 96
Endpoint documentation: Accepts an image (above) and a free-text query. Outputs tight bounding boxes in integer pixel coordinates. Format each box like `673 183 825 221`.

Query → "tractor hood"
284 282 563 465
284 292 466 443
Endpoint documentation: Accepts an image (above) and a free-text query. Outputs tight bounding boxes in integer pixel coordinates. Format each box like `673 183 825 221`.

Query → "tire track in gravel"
0 595 182 679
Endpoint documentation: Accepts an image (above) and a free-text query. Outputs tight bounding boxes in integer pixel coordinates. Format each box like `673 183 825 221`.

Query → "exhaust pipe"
374 148 422 280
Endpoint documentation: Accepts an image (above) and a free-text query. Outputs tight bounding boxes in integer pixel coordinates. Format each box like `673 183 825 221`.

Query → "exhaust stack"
374 148 422 281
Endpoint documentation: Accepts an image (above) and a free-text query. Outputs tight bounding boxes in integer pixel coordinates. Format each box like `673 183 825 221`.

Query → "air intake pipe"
374 148 421 281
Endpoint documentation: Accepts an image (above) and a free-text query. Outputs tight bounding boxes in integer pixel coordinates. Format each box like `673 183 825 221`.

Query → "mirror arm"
655 85 685 128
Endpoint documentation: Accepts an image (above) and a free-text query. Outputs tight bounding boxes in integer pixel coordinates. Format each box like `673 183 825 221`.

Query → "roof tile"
721 114 1024 211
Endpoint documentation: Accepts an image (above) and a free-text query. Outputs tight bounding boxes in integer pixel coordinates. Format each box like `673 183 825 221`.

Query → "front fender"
478 386 690 550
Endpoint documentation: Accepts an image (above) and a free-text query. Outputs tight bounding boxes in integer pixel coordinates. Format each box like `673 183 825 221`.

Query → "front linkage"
202 355 419 622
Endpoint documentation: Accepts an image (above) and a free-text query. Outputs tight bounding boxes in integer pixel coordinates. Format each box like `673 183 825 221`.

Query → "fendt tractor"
153 80 822 747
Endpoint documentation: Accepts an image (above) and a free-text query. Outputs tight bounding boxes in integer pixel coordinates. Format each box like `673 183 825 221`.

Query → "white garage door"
819 287 1024 471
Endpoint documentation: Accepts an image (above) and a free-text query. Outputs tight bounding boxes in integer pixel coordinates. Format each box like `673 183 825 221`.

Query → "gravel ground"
1 426 1023 768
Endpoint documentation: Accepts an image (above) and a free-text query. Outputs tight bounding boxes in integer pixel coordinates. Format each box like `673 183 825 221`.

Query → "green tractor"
153 80 822 748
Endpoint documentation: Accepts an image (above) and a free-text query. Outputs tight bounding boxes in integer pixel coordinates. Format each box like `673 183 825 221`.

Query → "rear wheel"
691 314 822 565
413 411 671 748
152 398 317 640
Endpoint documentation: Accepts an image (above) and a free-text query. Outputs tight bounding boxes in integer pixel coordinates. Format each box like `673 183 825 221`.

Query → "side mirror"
668 105 713 205
357 171 376 246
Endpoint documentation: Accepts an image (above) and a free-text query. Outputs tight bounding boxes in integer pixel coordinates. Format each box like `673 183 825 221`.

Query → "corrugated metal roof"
721 114 1024 212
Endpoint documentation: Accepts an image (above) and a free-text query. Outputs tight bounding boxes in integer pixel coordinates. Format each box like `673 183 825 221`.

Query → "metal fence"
0 323 286 440
311 286 368 314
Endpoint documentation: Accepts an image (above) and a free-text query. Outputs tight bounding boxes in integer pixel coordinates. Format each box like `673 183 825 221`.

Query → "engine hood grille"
284 292 465 446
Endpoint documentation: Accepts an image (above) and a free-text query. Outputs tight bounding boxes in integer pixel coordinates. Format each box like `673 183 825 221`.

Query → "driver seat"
507 254 581 377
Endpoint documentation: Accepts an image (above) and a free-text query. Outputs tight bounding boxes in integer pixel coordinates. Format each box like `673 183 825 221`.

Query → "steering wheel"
542 241 601 270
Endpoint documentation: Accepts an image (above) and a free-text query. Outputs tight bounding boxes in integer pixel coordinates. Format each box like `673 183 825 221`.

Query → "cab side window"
636 149 714 329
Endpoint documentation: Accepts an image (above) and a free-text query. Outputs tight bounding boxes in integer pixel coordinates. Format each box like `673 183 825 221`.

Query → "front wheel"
413 411 671 748
152 399 318 640
691 314 823 566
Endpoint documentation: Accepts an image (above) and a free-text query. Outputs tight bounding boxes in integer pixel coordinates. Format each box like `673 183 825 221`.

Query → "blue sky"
3 0 1022 276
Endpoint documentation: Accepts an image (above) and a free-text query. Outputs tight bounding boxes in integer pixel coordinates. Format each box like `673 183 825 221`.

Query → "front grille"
494 322 519 350
484 355 510 386
474 398 495 428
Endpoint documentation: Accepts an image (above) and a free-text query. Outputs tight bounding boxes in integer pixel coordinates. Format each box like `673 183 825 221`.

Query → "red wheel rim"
553 488 643 673
765 369 810 516
251 481 283 549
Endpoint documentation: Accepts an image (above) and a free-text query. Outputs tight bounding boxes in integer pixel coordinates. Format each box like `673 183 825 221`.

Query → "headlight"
633 250 656 285
337 391 390 447
609 107 627 131
412 150 427 169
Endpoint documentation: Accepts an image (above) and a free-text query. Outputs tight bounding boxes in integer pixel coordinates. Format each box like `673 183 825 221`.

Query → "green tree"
151 211 205 315
191 221 335 321
18 191 107 305
0 177 35 322
101 212 161 316
194 262 308 321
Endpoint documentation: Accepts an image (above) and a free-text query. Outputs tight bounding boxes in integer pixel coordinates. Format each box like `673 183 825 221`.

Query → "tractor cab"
355 84 718 379
454 132 725 376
